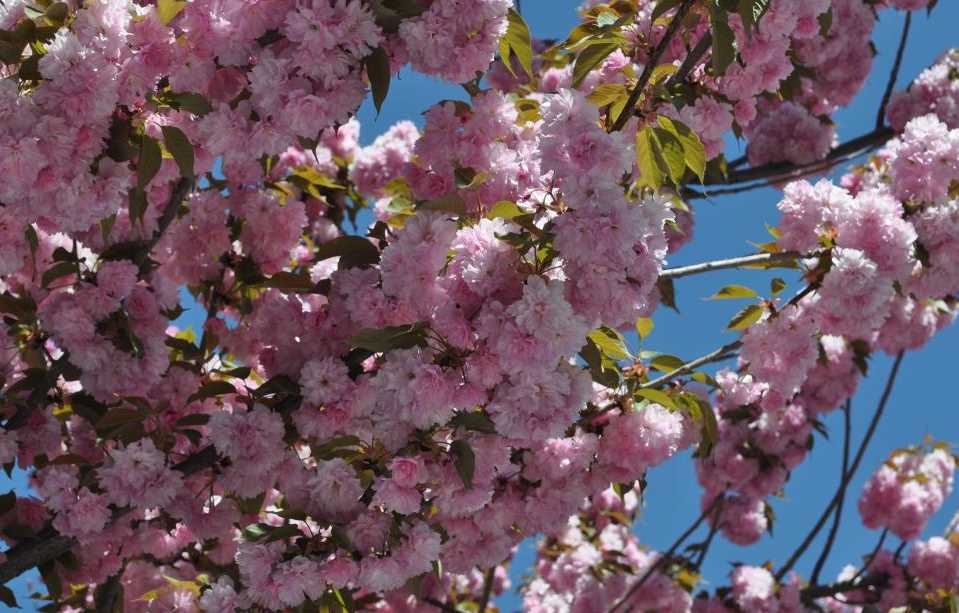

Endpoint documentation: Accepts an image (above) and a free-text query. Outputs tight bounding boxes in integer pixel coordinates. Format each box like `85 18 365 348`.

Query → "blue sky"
5 2 959 610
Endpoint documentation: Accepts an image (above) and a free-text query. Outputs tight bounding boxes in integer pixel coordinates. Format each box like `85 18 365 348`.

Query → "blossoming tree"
0 0 957 610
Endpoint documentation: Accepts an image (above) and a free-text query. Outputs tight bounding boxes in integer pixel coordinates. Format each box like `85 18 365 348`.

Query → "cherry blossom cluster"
523 487 694 612
858 443 955 540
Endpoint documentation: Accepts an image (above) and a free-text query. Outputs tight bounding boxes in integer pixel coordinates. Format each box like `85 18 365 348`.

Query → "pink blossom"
98 439 184 510
598 405 686 480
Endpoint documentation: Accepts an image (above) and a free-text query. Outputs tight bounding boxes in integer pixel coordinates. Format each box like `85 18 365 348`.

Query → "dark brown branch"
800 573 887 601
810 399 852 584
692 497 724 571
135 177 194 269
609 0 696 132
696 126 895 190
775 352 906 580
876 11 911 128
850 529 888 585
477 567 496 613
607 497 721 613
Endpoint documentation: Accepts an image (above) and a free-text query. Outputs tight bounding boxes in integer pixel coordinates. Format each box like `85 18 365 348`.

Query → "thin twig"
607 497 720 613
692 498 724 571
135 177 195 270
477 567 496 613
850 529 888 584
800 574 887 601
876 11 911 128
775 352 906 580
810 400 852 584
609 0 695 132
640 340 742 389
660 251 804 279
946 509 959 535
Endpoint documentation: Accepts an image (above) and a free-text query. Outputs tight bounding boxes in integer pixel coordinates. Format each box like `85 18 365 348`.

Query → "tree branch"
775 352 906 580
477 567 496 613
609 0 696 133
686 126 895 199
876 11 911 128
850 529 888 585
666 32 712 87
607 497 721 613
135 177 194 269
660 251 804 279
640 340 742 389
810 399 852 584
800 573 887 601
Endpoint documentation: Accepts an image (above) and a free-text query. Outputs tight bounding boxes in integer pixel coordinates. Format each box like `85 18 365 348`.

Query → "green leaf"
635 317 654 340
450 411 496 434
595 11 618 28
0 491 16 515
449 440 475 489
419 193 466 215
168 92 213 116
264 523 303 543
312 435 363 460
770 278 786 295
241 523 267 541
262 271 315 293
651 0 683 21
41 261 76 288
95 408 145 431
365 46 391 115
680 393 718 456
651 126 686 186
587 327 632 361
498 8 534 78
161 125 194 178
649 354 685 372
636 126 667 191
657 276 679 313
706 284 758 300
572 40 620 87
350 323 427 353
727 303 765 331
691 371 719 387
315 236 381 269
486 200 525 220
634 388 678 411
709 8 736 76
750 0 771 23
580 339 622 388
24 225 38 258
657 116 706 183
817 8 833 37
157 0 186 24
187 380 237 403
0 584 18 608
587 83 628 108
176 413 211 428
137 136 162 189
